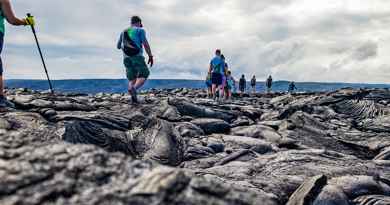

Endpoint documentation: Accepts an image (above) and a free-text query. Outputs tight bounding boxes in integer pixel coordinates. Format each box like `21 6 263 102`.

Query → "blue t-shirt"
117 26 147 57
210 56 224 74
226 76 234 87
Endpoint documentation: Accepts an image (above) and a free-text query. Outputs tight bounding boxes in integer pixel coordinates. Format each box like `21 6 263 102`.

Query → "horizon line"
5 78 390 85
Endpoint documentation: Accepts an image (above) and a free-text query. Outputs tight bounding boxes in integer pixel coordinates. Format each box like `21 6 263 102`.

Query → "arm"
208 64 212 74
224 64 228 75
116 33 123 50
139 29 153 57
140 29 154 66
143 39 154 67
142 39 153 58
0 0 27 25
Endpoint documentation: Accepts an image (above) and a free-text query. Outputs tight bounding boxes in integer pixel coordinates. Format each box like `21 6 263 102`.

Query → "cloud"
352 41 378 61
1 0 390 83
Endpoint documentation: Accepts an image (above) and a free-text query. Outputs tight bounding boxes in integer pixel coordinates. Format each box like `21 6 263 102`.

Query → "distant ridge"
5 79 390 94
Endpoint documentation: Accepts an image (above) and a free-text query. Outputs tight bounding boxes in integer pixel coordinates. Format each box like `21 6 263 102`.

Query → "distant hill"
5 79 390 94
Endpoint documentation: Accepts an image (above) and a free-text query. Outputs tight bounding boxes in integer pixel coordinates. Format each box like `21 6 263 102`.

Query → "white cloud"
1 0 390 83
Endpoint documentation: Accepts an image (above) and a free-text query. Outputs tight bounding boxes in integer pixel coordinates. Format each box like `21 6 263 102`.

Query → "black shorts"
0 33 3 75
211 73 222 86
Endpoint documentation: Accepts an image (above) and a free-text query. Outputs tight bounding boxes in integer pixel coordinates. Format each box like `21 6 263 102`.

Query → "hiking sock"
130 87 138 104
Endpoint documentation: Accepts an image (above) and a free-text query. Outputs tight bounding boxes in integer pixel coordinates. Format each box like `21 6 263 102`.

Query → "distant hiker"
220 54 228 100
239 74 246 97
225 70 235 100
288 81 297 93
205 72 212 98
266 75 273 93
117 16 153 104
208 49 224 101
251 75 256 94
0 0 34 108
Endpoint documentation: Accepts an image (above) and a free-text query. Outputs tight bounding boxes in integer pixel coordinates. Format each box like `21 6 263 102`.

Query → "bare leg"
0 75 3 97
219 85 224 99
128 79 136 93
134 78 147 90
212 84 217 99
224 88 228 100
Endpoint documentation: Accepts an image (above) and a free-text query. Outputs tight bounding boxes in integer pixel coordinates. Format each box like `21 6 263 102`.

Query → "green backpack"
122 28 141 56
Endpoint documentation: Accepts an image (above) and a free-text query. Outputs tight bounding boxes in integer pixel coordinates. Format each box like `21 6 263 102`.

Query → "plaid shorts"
124 55 150 81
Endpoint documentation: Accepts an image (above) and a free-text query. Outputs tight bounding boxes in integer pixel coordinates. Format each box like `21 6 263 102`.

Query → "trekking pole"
27 13 54 94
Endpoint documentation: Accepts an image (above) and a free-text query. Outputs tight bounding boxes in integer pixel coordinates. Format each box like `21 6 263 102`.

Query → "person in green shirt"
0 0 34 107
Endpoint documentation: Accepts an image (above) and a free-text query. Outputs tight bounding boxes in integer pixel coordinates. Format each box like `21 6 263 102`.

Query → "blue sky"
2 0 390 83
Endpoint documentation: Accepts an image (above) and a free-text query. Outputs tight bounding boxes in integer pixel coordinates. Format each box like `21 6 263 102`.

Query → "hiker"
251 75 256 94
0 0 34 107
117 16 153 104
225 70 235 100
220 54 228 100
205 72 212 98
208 49 224 101
239 74 246 97
266 75 273 93
288 81 297 93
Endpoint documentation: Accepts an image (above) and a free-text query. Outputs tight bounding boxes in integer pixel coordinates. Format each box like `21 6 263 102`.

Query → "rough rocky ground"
1 87 390 205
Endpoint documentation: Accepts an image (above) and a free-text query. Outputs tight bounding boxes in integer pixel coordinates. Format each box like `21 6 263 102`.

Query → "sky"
2 0 390 83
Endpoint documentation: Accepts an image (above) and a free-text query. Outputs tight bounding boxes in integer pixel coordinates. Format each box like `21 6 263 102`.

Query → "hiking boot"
129 87 138 104
0 96 15 108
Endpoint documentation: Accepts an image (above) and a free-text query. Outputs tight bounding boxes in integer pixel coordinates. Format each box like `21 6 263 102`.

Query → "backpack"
122 29 141 56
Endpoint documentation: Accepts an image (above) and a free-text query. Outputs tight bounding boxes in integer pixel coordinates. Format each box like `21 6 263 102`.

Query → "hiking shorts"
0 33 4 76
124 55 150 81
225 84 232 91
222 75 227 87
211 73 222 86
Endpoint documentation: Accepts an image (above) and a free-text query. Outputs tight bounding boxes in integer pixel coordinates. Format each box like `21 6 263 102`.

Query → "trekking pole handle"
26 13 36 33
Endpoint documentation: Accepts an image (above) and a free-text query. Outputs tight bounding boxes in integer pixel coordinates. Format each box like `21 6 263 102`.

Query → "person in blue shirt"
208 49 224 100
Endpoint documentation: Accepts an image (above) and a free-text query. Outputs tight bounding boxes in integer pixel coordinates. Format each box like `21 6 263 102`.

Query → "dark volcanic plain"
1 88 390 205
